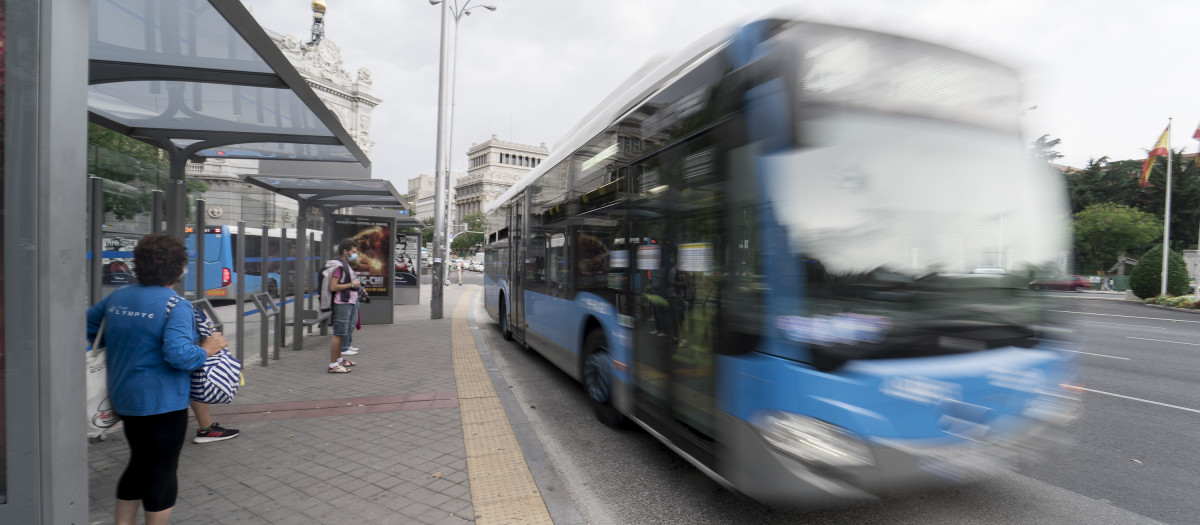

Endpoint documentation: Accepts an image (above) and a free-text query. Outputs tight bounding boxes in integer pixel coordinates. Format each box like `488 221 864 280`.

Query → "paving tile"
85 286 554 524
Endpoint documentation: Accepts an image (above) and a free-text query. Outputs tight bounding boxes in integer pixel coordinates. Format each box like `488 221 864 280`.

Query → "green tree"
1129 245 1190 298
88 123 208 221
451 212 486 255
420 216 435 245
1073 203 1160 274
1030 134 1063 165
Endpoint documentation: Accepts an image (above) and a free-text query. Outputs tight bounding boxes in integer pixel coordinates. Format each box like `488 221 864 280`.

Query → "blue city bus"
484 19 1079 504
185 226 323 299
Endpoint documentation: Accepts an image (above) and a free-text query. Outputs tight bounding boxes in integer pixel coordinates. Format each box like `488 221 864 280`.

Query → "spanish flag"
1140 125 1170 187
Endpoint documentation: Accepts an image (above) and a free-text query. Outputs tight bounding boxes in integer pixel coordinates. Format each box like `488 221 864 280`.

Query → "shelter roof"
87 0 368 166
245 175 407 212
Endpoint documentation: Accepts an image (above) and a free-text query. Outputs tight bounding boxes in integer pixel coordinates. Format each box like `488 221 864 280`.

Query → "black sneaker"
194 423 240 443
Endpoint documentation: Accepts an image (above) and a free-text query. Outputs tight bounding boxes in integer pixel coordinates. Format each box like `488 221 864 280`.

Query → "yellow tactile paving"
451 286 554 525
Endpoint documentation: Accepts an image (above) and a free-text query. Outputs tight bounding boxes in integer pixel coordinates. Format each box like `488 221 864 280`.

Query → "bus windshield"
761 109 1068 366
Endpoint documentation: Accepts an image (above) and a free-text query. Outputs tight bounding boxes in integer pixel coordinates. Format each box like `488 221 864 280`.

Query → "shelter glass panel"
196 142 354 162
88 81 333 136
90 0 273 73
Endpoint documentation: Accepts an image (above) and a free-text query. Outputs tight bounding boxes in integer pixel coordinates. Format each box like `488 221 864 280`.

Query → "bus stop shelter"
245 176 409 350
86 0 371 244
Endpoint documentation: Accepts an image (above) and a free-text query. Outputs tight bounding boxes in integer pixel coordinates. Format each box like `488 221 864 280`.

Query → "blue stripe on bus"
86 250 135 260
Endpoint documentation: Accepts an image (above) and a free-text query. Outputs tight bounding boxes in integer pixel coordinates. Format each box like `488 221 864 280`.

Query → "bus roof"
483 23 735 217
484 18 1022 218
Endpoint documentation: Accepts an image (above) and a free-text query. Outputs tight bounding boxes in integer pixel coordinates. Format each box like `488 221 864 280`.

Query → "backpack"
318 259 354 312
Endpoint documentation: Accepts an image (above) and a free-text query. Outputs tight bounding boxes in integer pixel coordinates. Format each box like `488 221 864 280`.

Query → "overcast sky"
242 0 1200 190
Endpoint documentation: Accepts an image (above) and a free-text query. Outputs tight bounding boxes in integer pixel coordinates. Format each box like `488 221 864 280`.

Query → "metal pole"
90 177 104 305
431 0 452 319
445 12 461 278
236 220 247 362
261 224 270 299
261 299 270 366
293 202 308 351
308 231 316 313
195 199 205 300
151 189 164 234
1161 118 1173 297
277 229 287 349
167 150 188 295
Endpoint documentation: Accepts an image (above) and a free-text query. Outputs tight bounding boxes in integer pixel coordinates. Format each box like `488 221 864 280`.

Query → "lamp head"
312 0 326 18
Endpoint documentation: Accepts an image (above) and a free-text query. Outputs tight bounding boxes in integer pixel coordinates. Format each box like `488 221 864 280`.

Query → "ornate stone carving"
317 39 340 67
281 34 301 53
357 131 374 155
359 115 371 132
356 68 373 86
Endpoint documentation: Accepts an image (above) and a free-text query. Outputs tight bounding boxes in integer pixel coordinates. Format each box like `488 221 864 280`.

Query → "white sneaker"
341 348 359 356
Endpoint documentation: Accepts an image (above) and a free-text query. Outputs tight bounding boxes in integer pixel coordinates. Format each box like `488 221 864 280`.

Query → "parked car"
469 262 484 272
1028 275 1092 291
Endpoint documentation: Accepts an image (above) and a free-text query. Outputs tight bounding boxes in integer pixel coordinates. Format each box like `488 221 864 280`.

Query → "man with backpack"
322 238 363 373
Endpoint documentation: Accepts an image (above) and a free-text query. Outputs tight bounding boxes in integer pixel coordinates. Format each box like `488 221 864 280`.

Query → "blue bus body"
484 19 1078 505
184 226 320 299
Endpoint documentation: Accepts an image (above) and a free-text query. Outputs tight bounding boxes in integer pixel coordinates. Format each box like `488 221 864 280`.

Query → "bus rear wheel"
499 299 513 340
583 330 625 428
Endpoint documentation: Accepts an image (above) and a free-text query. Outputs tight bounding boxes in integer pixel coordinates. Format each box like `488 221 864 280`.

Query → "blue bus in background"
185 226 323 299
484 18 1079 505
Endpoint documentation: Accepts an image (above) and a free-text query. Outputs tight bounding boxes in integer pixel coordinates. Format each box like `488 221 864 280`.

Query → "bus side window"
526 233 547 293
548 233 567 295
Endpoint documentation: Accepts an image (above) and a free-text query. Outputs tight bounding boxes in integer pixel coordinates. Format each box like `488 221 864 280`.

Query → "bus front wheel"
583 330 625 428
268 278 279 298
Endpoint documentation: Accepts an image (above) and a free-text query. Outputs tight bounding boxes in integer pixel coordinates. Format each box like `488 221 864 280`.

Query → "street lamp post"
429 0 497 319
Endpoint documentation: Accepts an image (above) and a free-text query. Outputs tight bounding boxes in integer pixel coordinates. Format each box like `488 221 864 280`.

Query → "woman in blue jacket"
88 234 225 525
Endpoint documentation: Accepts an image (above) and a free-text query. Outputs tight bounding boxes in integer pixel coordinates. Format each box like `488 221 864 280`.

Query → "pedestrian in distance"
86 233 226 525
325 238 364 373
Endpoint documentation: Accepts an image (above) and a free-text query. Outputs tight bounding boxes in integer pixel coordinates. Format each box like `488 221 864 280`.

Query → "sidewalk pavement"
88 284 576 524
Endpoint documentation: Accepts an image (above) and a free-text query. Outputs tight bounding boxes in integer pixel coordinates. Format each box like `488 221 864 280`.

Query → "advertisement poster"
637 244 661 270
102 235 139 285
394 233 419 287
679 242 713 273
332 217 391 296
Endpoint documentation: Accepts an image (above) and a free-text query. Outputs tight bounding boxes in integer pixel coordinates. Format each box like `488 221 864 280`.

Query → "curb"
1139 302 1200 315
466 287 586 525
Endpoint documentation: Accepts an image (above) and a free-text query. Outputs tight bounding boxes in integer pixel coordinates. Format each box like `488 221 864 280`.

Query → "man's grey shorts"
332 303 355 336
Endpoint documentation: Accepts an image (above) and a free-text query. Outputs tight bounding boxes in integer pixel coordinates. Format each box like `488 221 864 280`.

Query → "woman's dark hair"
337 238 357 257
133 233 188 287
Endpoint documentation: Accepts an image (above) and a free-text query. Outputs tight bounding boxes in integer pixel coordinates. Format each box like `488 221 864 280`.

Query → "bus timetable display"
332 217 392 296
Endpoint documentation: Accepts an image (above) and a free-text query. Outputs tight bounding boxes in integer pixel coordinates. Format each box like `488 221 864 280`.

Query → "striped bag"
166 296 242 404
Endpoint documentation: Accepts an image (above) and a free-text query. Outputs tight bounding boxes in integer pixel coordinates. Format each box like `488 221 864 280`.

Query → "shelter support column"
293 199 309 351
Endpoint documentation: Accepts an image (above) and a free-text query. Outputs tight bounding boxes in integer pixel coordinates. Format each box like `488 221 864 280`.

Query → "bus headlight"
1023 384 1081 426
754 412 874 468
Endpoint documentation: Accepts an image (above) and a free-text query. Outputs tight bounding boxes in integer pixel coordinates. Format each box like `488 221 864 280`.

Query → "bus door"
627 143 722 465
510 195 527 342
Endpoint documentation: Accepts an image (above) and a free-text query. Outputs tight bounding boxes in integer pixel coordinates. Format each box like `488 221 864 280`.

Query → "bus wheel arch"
498 291 513 340
582 324 625 428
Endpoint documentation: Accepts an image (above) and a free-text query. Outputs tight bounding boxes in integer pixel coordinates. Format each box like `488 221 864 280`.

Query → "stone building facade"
407 172 464 222
185 31 381 230
455 135 549 225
